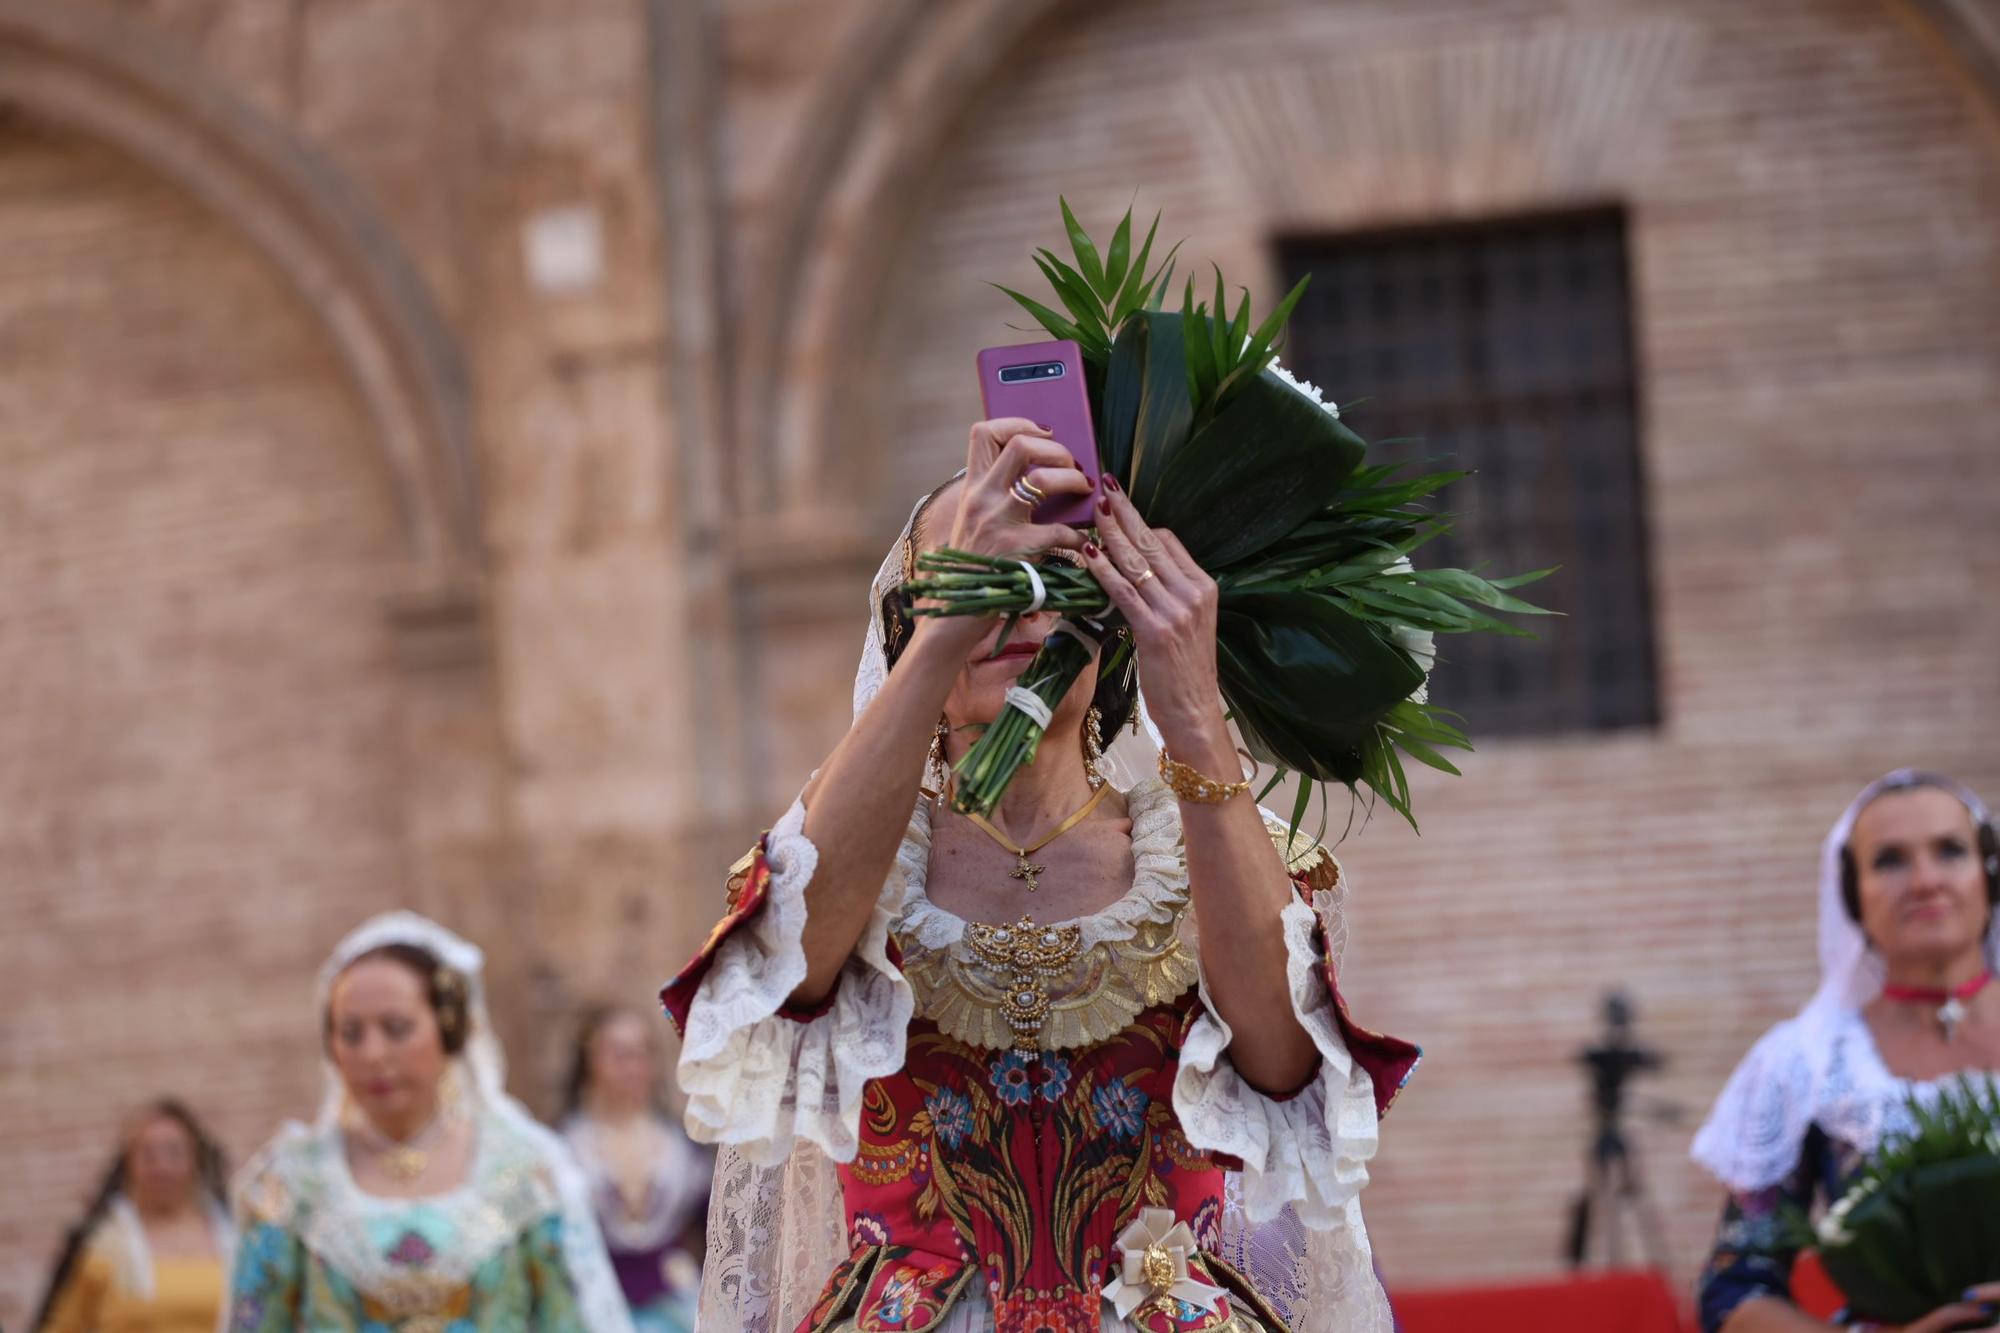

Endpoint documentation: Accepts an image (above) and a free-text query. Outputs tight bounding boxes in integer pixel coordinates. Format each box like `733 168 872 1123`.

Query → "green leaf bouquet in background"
909 200 1555 827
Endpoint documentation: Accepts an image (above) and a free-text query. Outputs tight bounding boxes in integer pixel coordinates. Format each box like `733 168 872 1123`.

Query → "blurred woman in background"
1693 770 2000 1333
561 1006 710 1333
31 1098 232 1333
224 910 634 1332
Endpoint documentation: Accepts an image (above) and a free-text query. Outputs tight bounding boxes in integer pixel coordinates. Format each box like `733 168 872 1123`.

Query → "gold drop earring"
927 715 950 794
1084 707 1106 790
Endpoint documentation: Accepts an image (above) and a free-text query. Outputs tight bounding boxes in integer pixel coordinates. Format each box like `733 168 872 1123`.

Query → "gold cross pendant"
1010 854 1047 892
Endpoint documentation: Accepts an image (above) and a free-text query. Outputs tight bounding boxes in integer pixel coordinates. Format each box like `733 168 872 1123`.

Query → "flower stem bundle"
907 550 1109 621
949 620 1108 817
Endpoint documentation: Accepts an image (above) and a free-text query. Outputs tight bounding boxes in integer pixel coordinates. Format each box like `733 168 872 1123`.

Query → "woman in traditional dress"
1693 770 2000 1332
662 420 1419 1333
224 910 634 1331
32 1099 232 1333
561 1006 711 1332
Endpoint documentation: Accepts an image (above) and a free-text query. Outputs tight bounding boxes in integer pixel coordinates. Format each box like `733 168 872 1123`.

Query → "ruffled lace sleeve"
661 794 916 1167
1172 814 1421 1229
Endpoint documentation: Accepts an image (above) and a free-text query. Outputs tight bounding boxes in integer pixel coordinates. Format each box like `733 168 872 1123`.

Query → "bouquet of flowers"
908 201 1552 826
1809 1079 2000 1324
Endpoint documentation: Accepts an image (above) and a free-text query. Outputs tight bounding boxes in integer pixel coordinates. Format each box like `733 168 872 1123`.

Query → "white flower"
1817 1177 1878 1248
1267 360 1339 419
1385 558 1436 705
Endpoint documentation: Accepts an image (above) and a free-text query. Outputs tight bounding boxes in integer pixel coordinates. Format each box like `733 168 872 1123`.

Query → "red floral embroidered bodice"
816 1004 1237 1333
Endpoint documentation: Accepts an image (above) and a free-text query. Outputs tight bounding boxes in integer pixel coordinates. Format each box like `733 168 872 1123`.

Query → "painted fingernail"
1035 422 1053 432
1096 496 1110 514
1082 541 1100 558
1104 475 1121 493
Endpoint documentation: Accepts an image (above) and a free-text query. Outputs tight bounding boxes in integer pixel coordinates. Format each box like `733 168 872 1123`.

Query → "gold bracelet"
1157 746 1251 804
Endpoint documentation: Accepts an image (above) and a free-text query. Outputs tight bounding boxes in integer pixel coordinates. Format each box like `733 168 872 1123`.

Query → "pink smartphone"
976 339 1102 526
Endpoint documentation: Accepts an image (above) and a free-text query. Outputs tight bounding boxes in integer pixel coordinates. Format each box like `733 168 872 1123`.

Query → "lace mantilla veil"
1691 771 2000 1192
693 493 1392 1333
224 911 636 1333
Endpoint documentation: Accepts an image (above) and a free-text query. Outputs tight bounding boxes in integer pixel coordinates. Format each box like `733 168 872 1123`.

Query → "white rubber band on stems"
1003 686 1054 729
1052 618 1101 656
1015 560 1047 614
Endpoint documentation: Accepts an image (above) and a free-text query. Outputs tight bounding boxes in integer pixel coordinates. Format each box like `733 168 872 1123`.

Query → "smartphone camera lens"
999 361 1066 384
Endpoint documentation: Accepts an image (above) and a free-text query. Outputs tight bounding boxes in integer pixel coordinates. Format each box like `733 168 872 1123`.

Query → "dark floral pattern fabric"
1696 1126 1862 1332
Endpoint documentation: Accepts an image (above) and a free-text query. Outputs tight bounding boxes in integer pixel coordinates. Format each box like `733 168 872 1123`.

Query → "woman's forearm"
1169 717 1321 1094
790 621 974 1004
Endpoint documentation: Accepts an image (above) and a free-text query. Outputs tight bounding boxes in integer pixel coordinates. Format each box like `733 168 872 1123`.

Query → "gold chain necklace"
950 779 1111 893
352 1108 455 1182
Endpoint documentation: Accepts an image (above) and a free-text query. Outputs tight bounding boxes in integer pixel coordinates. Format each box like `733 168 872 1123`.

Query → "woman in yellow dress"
32 1098 233 1333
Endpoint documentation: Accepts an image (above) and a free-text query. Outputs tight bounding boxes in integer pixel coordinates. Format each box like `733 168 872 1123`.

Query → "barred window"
1278 207 1659 736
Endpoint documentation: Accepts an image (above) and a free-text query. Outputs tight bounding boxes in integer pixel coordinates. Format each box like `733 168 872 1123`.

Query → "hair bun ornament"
431 966 472 1050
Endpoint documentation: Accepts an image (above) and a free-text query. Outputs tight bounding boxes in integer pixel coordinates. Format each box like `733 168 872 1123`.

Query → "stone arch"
0 0 479 592
734 0 1062 522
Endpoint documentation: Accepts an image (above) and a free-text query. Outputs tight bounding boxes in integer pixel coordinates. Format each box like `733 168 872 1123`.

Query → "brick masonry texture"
1 0 1997 1322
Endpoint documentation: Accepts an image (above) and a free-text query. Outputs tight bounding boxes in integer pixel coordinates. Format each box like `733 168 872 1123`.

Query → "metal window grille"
1278 207 1659 737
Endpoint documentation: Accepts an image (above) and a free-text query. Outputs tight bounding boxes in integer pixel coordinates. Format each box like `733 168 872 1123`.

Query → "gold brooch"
964 915 1084 1052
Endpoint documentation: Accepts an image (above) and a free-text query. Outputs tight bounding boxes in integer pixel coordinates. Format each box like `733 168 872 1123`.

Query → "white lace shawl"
676 777 1391 1332
232 1105 609 1309
1692 771 2000 1192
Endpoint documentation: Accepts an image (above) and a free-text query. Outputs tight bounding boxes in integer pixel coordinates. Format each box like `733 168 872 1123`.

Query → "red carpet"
1394 1269 1688 1333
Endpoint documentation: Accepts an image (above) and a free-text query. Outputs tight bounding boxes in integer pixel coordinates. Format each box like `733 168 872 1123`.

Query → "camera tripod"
1565 993 1676 1272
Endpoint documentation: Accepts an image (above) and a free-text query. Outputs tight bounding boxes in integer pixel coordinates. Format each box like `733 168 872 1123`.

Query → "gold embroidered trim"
896 793 1328 1055
903 911 1199 1053
1262 811 1339 893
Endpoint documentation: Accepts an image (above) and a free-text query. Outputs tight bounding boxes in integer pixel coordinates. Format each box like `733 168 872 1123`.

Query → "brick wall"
0 117 411 1316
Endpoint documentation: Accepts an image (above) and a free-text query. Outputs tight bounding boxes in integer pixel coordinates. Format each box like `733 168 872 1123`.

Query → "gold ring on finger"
1009 476 1045 507
1130 566 1155 587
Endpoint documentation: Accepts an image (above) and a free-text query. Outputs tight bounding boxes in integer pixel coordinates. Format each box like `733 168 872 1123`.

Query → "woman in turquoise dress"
224 911 634 1332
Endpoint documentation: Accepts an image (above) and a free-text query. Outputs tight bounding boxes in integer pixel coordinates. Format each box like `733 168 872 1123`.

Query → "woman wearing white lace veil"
1691 771 2000 1333
224 911 635 1332
662 422 1419 1333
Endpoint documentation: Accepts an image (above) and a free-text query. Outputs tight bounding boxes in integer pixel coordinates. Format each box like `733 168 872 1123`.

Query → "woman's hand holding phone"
950 417 1093 560
906 420 1091 656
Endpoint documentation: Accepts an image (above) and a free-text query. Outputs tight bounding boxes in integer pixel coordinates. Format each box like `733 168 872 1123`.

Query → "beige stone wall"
3 0 1999 1322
